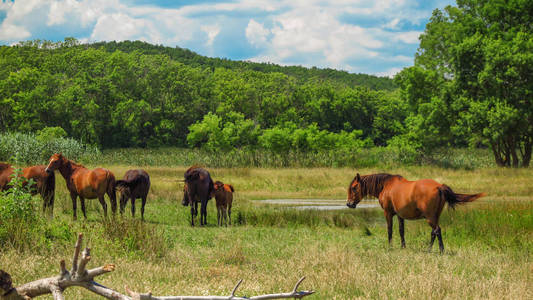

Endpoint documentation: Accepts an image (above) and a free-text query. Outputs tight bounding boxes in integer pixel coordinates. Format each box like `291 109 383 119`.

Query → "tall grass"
98 147 496 169
0 163 531 299
0 132 100 165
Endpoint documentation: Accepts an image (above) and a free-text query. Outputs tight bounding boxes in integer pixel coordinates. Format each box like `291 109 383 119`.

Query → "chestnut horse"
347 173 485 253
182 166 214 226
45 153 117 220
213 181 234 226
0 163 55 216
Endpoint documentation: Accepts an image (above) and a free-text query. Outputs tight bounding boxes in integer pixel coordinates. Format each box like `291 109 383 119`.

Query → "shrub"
0 167 39 250
0 132 100 165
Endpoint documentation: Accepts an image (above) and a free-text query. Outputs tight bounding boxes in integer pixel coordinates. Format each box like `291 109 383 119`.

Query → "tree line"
0 0 531 167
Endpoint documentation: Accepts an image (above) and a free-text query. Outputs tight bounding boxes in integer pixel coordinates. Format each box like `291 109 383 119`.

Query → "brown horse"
213 181 234 226
0 163 55 216
116 169 150 220
347 173 485 253
182 166 214 226
45 153 117 220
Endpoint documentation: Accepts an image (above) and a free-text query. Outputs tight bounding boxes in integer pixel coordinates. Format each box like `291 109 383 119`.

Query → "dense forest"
0 0 531 167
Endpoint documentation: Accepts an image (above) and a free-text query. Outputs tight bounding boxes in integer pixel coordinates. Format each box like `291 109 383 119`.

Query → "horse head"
45 153 65 173
347 173 362 208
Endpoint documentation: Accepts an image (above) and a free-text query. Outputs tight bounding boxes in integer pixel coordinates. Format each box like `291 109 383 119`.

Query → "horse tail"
43 169 55 211
438 184 485 209
208 177 215 199
106 170 117 213
228 184 234 193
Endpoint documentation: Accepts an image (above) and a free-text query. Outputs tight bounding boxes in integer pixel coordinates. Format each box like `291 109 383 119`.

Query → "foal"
213 181 234 226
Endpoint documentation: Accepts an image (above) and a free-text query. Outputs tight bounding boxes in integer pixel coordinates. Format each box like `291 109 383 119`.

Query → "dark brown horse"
45 153 117 220
213 181 234 226
347 173 485 253
0 163 55 216
116 169 150 221
182 166 214 226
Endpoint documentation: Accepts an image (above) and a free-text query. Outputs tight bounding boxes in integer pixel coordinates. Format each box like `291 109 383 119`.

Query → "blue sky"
0 0 455 77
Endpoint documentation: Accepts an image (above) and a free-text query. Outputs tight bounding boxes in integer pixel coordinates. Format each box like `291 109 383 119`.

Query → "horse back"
123 169 150 196
73 167 113 196
387 178 442 219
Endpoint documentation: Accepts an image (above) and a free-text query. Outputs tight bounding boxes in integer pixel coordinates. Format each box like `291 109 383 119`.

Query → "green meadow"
1 158 531 299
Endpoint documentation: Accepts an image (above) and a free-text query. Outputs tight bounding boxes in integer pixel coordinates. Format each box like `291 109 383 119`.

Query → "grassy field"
1 164 532 299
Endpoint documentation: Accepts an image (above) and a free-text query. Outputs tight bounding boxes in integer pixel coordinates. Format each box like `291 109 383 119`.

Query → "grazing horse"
116 169 150 221
347 173 485 253
0 163 55 216
213 181 234 226
45 153 117 220
182 166 214 226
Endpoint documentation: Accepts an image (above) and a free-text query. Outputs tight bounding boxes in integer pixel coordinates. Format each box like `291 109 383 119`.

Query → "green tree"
411 0 533 167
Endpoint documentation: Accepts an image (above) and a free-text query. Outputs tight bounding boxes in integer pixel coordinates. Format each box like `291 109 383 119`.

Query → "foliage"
0 39 399 152
402 0 533 167
0 165 38 250
0 132 100 165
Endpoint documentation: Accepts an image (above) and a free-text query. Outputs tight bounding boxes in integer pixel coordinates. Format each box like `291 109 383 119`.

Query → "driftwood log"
0 234 314 300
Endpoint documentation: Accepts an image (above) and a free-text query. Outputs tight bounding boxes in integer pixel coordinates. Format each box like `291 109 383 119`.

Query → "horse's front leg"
384 211 394 246
200 200 207 226
131 196 136 218
70 192 78 220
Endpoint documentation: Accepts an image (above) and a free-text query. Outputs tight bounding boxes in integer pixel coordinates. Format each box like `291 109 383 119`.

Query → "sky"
0 0 455 77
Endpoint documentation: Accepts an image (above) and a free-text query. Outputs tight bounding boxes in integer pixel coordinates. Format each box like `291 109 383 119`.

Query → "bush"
36 126 68 142
0 167 39 250
0 132 101 165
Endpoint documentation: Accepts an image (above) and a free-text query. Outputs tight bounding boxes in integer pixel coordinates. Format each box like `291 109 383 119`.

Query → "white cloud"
393 31 422 44
245 19 270 47
201 24 220 46
0 22 30 41
0 0 452 75
375 67 403 78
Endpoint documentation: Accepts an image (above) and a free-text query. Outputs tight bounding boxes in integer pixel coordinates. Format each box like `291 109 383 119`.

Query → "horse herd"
0 153 485 253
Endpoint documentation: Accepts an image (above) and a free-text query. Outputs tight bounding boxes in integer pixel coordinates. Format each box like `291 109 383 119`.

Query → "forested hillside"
89 40 397 91
0 39 403 149
0 0 531 167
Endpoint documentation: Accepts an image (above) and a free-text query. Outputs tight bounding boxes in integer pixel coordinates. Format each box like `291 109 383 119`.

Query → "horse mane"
67 159 85 169
358 173 403 198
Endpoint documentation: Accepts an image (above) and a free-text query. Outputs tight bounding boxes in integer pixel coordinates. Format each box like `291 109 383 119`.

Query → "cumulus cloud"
245 19 270 47
0 0 454 75
201 24 220 46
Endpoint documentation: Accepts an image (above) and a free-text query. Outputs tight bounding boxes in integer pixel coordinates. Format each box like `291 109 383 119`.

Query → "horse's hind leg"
435 226 444 253
223 208 228 226
228 205 232 225
108 188 117 215
385 211 394 246
217 207 221 226
80 197 87 219
98 195 108 218
427 219 438 252
398 216 406 248
141 196 147 221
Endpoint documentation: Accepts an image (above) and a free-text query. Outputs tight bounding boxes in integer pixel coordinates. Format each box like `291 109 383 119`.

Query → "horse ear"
356 173 361 181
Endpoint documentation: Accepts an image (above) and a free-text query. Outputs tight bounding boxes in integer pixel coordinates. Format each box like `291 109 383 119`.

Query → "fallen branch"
0 234 314 300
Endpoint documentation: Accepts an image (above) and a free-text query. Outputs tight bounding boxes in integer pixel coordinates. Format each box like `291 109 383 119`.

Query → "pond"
256 199 380 210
